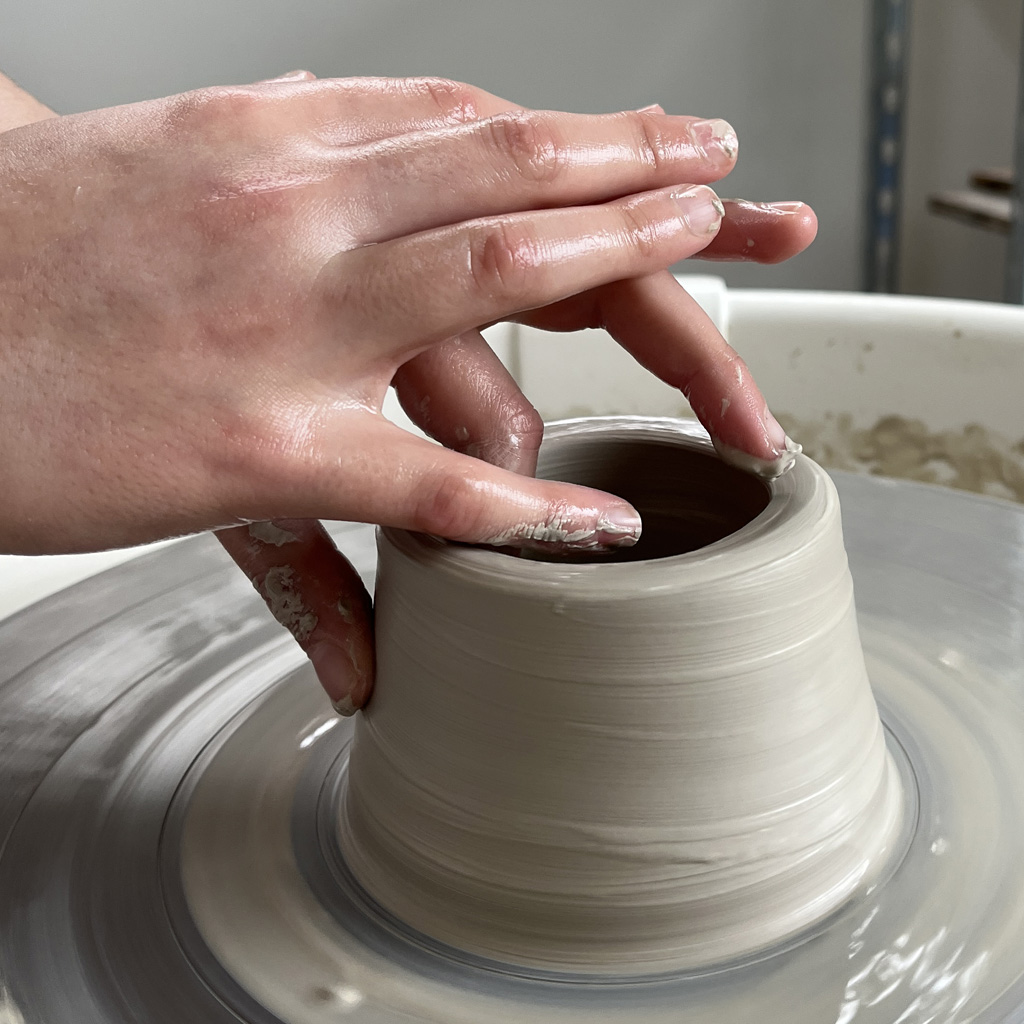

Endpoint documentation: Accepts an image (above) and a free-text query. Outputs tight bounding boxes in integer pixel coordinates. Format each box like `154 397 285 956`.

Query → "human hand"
0 72 816 712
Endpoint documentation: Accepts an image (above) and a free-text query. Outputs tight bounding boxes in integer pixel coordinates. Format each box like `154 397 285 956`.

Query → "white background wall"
2 0 1021 301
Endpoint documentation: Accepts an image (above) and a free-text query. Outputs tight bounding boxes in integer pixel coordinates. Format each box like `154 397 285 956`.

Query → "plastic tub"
514 279 1024 502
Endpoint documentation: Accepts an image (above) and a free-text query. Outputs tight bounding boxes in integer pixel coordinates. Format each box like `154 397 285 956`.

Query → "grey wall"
2 0 1020 299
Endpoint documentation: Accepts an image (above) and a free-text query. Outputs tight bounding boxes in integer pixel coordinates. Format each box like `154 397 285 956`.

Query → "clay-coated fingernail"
674 186 725 235
722 199 807 214
636 103 664 113
485 505 644 549
763 410 789 454
690 118 738 160
310 642 362 716
595 507 643 547
267 69 315 82
331 694 358 716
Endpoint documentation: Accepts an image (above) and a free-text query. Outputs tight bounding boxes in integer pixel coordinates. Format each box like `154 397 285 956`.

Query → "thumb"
216 518 373 716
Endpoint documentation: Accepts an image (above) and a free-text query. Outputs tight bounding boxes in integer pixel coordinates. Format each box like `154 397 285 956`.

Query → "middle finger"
330 183 726 360
393 330 543 476
339 108 738 244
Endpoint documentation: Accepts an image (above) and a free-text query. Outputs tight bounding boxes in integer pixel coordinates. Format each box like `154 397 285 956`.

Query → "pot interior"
528 432 771 563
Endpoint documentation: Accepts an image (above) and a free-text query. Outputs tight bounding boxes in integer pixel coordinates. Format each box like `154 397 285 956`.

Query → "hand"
0 72 816 712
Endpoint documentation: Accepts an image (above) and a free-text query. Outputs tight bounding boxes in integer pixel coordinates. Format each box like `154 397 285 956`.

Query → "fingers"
217 519 374 714
280 415 640 551
327 184 725 359
393 331 544 476
695 199 818 263
343 108 737 244
516 270 788 461
598 274 787 459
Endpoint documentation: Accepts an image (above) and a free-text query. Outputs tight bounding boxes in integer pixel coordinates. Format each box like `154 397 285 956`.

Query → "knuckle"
618 200 662 260
411 472 484 539
724 349 752 388
187 172 302 246
467 403 545 470
678 349 746 400
218 417 327 512
415 77 480 123
206 422 284 500
631 109 667 171
473 404 545 471
168 86 270 134
503 405 545 453
485 111 568 184
467 221 542 298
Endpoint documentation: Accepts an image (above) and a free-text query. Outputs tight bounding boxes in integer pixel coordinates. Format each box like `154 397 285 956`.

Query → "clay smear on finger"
248 521 300 547
260 566 318 643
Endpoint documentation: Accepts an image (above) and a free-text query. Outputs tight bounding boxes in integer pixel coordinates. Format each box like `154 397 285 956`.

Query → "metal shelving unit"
864 0 1024 303
863 0 911 294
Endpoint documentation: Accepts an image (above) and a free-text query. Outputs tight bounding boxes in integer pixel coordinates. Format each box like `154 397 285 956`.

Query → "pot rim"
378 416 835 595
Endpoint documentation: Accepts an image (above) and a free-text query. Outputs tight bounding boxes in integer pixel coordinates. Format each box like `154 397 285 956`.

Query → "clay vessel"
340 417 903 974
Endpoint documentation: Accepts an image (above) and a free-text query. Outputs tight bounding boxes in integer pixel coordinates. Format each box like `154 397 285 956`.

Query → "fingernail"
713 434 802 480
310 641 362 715
264 69 315 83
721 199 806 214
763 409 789 454
332 693 357 717
482 505 642 550
673 185 725 235
636 103 664 113
595 506 642 547
690 118 738 160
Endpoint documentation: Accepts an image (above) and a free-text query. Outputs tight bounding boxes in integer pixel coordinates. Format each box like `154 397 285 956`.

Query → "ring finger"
339 107 737 245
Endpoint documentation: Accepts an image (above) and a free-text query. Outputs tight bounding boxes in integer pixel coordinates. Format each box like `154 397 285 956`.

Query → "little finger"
695 199 818 264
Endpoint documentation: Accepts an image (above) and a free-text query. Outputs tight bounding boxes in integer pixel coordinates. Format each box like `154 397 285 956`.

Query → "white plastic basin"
515 278 1024 503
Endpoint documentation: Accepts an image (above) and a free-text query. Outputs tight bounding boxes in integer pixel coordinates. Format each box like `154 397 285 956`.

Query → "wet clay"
178 617 1024 1024
776 412 1024 504
339 419 903 973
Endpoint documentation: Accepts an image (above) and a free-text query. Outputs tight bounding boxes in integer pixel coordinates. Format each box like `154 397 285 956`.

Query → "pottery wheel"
1 473 1023 1024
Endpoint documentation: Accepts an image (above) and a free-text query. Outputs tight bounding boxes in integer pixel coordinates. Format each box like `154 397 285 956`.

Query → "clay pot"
340 417 903 974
